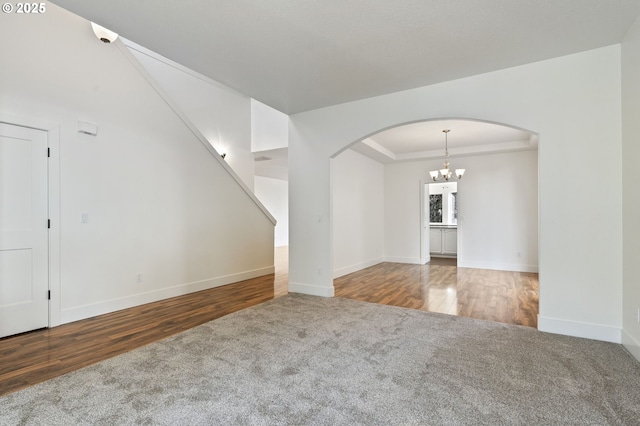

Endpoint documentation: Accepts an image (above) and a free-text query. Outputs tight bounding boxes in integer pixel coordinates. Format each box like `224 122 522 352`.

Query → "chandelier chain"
428 128 465 182
444 129 449 158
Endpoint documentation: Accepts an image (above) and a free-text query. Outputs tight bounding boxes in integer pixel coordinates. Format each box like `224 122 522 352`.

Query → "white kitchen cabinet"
430 227 457 256
429 229 442 254
443 229 458 255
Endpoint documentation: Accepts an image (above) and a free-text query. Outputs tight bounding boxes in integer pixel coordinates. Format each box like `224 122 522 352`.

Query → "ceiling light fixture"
91 22 118 43
429 129 465 181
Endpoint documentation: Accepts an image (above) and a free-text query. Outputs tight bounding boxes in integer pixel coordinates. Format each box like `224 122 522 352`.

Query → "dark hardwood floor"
0 274 278 397
1 250 538 397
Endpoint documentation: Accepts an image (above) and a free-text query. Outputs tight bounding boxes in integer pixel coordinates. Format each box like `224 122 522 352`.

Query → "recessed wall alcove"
329 118 539 325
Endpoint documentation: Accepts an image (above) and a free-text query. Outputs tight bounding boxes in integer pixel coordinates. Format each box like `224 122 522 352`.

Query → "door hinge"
47 290 51 300
48 219 50 229
47 147 50 157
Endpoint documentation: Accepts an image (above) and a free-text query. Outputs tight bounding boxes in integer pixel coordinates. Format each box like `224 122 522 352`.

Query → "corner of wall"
538 316 622 344
622 330 640 362
622 7 640 364
288 282 335 297
333 258 384 279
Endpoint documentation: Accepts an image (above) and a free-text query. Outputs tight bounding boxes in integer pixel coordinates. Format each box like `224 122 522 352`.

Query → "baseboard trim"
288 282 334 297
60 266 274 325
622 329 640 362
538 315 621 343
333 257 383 279
383 257 423 265
458 260 538 273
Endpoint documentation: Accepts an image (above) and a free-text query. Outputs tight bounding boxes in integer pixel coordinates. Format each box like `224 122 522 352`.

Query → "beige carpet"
1 294 639 425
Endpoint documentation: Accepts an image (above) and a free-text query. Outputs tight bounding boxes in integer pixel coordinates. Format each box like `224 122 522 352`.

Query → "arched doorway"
288 53 622 342
329 118 539 326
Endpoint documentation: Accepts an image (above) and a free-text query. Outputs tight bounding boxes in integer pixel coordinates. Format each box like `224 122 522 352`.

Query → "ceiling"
352 120 536 164
51 0 640 115
254 148 289 181
49 1 640 177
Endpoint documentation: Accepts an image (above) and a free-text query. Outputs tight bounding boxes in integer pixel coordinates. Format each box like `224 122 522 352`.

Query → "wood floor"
0 274 278 397
335 258 539 328
274 245 289 297
0 249 538 397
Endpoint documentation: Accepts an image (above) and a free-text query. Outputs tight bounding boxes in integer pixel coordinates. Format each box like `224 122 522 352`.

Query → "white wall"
0 4 274 325
254 176 288 247
251 99 289 152
622 17 640 361
385 150 538 272
289 45 622 343
127 43 255 191
331 149 384 278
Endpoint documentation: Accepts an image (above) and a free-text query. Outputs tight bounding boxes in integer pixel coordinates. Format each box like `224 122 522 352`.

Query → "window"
430 194 442 223
451 192 457 223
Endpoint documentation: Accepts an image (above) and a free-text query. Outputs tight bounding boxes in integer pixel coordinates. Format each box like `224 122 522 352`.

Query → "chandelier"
429 129 465 181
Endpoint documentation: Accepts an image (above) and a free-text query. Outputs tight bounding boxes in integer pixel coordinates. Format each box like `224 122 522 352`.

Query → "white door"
0 123 49 338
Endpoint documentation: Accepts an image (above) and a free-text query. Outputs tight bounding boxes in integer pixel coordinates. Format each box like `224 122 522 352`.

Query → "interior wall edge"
382 257 424 265
333 258 384 279
457 261 539 274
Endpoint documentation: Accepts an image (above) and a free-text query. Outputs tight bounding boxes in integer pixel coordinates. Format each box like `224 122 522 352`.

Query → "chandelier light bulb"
429 129 466 182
